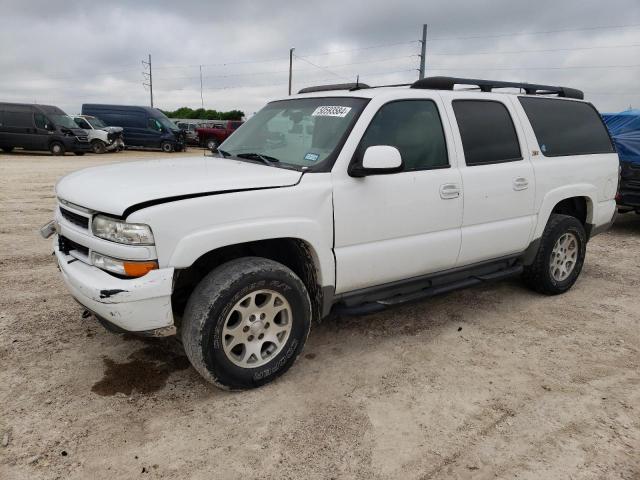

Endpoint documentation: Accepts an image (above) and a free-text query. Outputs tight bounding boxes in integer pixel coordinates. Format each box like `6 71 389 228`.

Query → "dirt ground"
0 149 639 480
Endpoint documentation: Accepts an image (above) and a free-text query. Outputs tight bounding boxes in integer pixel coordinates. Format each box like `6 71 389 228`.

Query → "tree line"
160 107 244 120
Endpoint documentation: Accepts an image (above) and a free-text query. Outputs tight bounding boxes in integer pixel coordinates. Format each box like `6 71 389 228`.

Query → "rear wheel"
206 139 218 152
91 140 106 154
182 257 312 390
50 142 65 156
522 214 587 295
1 147 14 153
161 141 174 153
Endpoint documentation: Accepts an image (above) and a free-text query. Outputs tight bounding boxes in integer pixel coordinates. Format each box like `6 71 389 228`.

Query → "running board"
333 259 523 315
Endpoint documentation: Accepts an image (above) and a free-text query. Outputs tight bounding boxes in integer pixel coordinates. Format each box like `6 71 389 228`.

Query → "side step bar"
333 260 523 316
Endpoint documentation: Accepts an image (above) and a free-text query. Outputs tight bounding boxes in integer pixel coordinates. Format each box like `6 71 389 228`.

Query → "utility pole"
199 65 204 108
288 47 295 95
418 24 427 79
142 54 153 107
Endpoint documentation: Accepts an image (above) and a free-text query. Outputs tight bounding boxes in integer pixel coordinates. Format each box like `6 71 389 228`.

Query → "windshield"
220 97 368 170
87 116 107 128
158 116 178 131
50 114 79 129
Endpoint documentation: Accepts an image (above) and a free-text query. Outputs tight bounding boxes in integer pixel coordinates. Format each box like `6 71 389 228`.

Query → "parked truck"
196 120 243 151
42 77 618 390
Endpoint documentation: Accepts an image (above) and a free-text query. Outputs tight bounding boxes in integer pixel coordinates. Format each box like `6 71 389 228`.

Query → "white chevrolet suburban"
42 76 619 390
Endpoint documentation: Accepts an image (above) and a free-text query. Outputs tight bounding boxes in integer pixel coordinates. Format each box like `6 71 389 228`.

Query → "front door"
332 97 463 294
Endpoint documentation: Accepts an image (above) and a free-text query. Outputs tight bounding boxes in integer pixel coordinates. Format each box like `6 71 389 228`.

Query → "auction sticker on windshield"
311 106 352 117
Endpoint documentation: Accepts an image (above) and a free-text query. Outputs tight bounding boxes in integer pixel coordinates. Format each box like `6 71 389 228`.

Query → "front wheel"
91 140 106 154
522 214 587 295
182 257 312 390
161 141 174 153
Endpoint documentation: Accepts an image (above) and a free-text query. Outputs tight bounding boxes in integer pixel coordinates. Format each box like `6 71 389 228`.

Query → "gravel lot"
1 150 639 480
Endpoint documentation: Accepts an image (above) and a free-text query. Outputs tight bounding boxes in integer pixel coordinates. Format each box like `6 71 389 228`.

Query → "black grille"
60 207 89 229
58 235 89 257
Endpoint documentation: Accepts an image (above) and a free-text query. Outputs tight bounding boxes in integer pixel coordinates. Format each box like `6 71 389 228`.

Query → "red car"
196 121 243 151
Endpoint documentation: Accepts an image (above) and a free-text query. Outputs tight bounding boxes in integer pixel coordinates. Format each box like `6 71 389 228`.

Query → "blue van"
81 104 185 152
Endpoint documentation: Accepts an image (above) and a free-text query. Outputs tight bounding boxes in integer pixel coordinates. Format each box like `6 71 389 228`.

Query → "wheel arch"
534 186 596 239
171 237 327 325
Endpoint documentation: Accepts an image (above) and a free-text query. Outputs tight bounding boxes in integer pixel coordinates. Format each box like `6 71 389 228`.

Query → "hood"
56 155 302 217
101 126 123 134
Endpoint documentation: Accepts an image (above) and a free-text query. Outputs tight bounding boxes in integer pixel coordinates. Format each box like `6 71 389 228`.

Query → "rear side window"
453 100 521 166
358 99 449 171
4 111 33 128
519 97 614 157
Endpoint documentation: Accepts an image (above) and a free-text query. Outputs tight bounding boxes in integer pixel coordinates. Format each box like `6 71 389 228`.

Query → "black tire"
522 214 587 295
161 141 174 153
74 152 85 156
1 147 13 153
50 142 65 156
206 139 218 152
91 140 106 154
182 257 312 390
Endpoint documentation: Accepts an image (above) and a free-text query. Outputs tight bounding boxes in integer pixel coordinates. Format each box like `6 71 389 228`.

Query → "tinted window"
34 113 48 129
148 118 163 132
519 97 614 157
359 100 448 171
4 111 33 128
453 100 521 166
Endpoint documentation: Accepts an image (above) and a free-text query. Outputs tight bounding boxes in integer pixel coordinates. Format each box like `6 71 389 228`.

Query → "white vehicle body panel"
49 85 619 333
331 91 463 293
440 93 537 265
56 156 302 217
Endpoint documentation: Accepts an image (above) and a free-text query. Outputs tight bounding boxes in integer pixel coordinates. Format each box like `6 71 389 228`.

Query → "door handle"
513 177 529 191
439 183 461 199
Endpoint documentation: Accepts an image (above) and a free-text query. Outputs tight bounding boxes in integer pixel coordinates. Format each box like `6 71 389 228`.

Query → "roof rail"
411 76 584 100
298 82 370 94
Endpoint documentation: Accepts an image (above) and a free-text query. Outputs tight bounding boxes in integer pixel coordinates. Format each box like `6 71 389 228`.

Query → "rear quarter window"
518 97 614 157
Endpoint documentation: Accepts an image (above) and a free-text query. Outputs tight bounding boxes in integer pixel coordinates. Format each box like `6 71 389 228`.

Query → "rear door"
332 96 463 294
3 108 37 149
444 96 535 266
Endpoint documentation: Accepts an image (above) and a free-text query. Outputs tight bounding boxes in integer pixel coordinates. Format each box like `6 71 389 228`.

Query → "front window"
220 97 368 170
73 118 92 130
87 116 107 128
50 114 79 129
157 116 178 131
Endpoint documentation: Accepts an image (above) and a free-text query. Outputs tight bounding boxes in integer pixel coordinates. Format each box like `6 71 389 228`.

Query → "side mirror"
349 145 403 177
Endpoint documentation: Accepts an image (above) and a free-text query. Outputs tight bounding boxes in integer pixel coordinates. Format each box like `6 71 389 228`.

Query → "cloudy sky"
1 0 639 116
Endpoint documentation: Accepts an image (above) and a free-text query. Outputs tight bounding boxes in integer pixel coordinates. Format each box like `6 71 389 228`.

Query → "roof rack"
298 82 370 94
411 76 584 100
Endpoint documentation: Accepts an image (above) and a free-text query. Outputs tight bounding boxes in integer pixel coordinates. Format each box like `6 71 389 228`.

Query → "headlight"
91 252 158 278
92 215 154 245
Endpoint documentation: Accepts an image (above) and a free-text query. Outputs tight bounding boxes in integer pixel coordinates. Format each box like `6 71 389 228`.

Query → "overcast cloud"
1 0 639 115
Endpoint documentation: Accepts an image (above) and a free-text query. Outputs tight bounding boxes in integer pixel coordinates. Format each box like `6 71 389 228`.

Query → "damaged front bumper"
54 243 175 335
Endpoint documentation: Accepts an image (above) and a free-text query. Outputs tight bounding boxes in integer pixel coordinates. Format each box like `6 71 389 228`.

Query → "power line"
429 43 640 56
296 40 419 58
292 53 351 81
428 23 640 42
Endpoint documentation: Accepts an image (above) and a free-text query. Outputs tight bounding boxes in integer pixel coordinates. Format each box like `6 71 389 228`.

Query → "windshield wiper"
235 152 280 166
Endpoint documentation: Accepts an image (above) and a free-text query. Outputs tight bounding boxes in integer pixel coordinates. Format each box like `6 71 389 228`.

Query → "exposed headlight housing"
91 252 158 278
92 215 154 245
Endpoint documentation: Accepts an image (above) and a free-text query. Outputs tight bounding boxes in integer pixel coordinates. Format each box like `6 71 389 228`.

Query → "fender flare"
168 218 334 287
533 184 596 239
